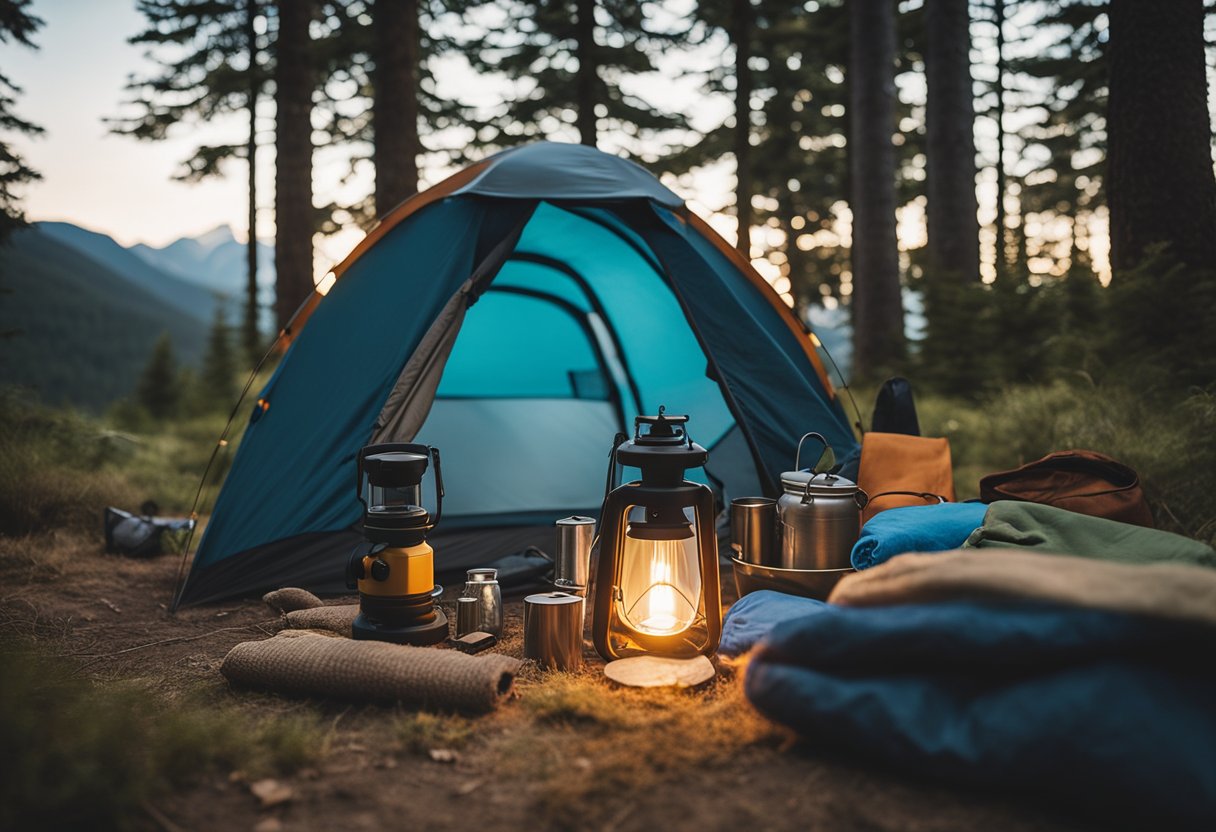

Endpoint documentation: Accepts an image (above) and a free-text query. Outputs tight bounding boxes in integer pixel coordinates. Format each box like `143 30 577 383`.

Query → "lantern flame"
621 535 698 637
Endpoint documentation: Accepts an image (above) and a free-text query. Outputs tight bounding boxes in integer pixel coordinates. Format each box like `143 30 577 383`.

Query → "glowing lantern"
591 409 722 660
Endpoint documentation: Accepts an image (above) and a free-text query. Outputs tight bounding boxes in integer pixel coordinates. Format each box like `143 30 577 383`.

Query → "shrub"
0 637 327 830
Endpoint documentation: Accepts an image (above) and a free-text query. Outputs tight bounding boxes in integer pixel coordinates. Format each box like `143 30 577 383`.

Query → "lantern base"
352 609 449 645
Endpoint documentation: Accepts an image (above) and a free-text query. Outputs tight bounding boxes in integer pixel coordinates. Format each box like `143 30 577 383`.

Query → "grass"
846 377 1216 544
0 636 329 830
851 377 1216 545
0 389 238 539
504 665 784 828
394 711 474 755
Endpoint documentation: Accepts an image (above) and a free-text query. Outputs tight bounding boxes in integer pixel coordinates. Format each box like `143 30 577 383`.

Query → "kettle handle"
799 481 871 508
795 432 830 472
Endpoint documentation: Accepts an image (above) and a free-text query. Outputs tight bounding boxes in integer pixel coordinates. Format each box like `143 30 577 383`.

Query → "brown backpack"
979 450 1154 528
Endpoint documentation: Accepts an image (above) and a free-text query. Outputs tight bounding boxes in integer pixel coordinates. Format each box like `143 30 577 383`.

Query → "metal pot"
775 434 866 570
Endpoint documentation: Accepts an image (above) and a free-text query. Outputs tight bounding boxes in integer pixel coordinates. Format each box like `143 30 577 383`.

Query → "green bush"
0 390 237 538
0 392 142 536
0 638 327 830
915 379 1216 545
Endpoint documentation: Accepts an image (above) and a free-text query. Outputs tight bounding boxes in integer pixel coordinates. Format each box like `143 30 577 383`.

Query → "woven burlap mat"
262 587 325 613
282 604 360 636
221 631 521 712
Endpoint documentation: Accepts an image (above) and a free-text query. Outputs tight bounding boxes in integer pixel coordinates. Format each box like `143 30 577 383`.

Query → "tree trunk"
273 0 315 334
733 0 753 260
575 0 597 146
373 0 420 214
848 0 904 378
924 0 980 281
1107 0 1216 271
243 0 261 363
993 0 1007 281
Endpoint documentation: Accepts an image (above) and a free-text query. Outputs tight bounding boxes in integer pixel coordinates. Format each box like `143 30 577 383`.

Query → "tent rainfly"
175 142 856 608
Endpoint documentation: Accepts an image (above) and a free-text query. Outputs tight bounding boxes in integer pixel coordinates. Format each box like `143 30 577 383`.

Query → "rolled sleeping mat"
283 604 360 635
262 587 325 613
221 631 521 712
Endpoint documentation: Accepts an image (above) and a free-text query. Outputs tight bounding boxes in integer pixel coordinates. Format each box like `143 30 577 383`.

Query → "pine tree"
273 0 318 332
0 0 43 243
1005 0 1107 282
924 0 980 282
849 0 904 378
371 0 421 211
460 0 684 157
199 306 238 410
1107 0 1216 271
113 0 267 359
671 0 924 317
135 334 181 419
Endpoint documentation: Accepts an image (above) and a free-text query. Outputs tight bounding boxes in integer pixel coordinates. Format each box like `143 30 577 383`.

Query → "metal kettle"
775 433 866 570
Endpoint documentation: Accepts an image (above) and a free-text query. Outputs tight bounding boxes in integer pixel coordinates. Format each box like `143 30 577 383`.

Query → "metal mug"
554 515 595 594
523 592 585 671
730 497 778 566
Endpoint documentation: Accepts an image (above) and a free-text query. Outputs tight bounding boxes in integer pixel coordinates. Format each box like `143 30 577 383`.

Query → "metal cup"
455 596 480 638
523 592 585 671
554 516 595 594
731 497 778 566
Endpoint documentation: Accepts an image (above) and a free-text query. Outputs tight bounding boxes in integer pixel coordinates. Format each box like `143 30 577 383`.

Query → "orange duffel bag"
857 432 956 524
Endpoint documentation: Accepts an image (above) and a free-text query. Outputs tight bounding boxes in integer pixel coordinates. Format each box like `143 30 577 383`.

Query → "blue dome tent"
175 142 855 607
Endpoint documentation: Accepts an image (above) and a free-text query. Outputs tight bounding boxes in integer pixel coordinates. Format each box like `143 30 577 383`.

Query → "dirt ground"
0 541 1096 832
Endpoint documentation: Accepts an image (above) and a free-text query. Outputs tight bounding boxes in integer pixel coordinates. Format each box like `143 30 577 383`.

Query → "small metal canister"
523 592 585 671
554 515 595 594
454 596 480 638
461 568 503 637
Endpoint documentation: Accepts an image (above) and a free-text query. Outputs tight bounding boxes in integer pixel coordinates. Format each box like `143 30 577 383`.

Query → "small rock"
249 778 294 808
428 749 459 764
454 778 483 796
254 818 283 832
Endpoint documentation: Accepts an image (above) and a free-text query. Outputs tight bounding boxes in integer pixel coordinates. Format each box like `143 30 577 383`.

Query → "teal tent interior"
175 142 856 607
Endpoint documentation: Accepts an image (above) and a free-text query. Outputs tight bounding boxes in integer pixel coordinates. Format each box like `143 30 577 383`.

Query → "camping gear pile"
716 388 1216 827
188 144 1212 825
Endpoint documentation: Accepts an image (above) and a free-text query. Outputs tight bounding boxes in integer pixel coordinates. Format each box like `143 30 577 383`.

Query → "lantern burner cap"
628 504 694 541
363 450 429 487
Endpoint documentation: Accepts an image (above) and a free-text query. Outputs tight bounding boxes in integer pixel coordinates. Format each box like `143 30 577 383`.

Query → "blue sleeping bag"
851 502 988 570
743 599 1216 829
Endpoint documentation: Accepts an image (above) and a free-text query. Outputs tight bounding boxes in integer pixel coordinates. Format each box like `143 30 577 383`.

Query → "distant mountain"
0 227 207 410
131 224 275 331
37 221 220 325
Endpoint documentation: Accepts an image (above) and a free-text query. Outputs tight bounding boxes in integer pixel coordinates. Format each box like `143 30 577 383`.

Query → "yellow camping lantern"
591 409 722 660
346 442 448 645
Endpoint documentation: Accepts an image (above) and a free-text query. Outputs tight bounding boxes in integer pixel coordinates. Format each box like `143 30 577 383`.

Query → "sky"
2 0 733 273
5 1 270 247
3 1 1212 289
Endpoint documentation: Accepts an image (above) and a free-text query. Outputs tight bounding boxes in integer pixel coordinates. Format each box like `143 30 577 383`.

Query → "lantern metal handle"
601 431 628 505
429 446 444 528
355 441 443 529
